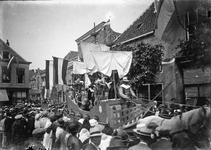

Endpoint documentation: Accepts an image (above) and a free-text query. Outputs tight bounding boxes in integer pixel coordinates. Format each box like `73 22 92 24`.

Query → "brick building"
114 2 211 105
0 39 31 105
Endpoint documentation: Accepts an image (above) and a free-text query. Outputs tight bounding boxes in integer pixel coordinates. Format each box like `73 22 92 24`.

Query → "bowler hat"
116 129 130 141
67 119 80 133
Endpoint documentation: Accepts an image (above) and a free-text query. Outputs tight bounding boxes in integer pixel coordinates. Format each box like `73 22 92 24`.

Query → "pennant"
53 57 68 85
45 60 54 90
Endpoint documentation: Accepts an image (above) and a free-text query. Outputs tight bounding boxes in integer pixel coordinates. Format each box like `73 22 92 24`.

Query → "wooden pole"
112 70 117 100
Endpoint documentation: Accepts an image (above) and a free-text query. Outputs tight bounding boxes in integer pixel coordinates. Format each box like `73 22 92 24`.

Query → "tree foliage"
111 42 164 90
176 20 211 69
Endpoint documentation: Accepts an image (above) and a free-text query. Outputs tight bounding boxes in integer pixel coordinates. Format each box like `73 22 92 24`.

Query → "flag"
7 56 15 71
53 57 68 85
45 60 54 90
154 0 187 44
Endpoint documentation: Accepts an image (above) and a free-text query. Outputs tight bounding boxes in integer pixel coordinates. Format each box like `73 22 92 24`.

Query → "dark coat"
150 138 173 150
12 118 27 144
4 117 14 137
26 116 35 136
84 143 99 150
58 130 82 150
128 142 151 150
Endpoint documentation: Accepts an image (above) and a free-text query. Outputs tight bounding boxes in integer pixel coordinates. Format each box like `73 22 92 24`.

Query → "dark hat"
158 130 170 136
93 115 100 122
84 114 90 120
55 112 63 119
67 119 80 133
147 122 158 130
116 129 130 141
107 136 127 150
75 112 83 118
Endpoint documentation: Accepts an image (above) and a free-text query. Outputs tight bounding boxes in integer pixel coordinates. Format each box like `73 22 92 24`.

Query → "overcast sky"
0 0 153 69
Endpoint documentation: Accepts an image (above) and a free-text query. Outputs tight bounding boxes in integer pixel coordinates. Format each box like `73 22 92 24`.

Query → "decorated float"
66 42 154 129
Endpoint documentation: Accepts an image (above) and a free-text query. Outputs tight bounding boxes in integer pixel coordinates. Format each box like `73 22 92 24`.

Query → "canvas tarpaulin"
79 42 110 74
0 90 9 101
72 61 90 74
89 51 132 78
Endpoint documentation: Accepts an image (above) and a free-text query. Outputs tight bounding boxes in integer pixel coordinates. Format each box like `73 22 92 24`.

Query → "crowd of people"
0 99 209 150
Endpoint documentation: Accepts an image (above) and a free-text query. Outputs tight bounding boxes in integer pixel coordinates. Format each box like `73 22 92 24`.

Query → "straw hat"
89 119 98 127
89 126 102 137
15 114 23 120
133 123 152 137
122 77 129 82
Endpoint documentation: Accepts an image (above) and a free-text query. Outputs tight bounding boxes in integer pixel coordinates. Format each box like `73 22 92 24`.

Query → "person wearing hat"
12 113 27 145
58 119 82 150
150 129 172 150
85 126 102 150
4 110 15 146
129 123 155 150
118 76 138 107
106 136 127 150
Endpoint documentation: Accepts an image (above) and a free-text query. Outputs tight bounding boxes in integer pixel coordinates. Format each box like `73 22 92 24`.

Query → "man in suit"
129 123 155 150
85 126 102 150
150 130 172 150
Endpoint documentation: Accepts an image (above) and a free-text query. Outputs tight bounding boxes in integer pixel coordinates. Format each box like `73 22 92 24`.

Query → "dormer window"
2 51 10 59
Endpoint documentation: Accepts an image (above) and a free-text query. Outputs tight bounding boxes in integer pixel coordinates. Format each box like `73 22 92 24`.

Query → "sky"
0 0 153 70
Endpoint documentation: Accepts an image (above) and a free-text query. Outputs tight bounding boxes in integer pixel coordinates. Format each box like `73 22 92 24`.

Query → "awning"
0 90 9 101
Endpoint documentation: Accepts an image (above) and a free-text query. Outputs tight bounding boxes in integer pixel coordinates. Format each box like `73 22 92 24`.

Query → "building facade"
114 2 211 105
29 68 45 103
0 39 31 105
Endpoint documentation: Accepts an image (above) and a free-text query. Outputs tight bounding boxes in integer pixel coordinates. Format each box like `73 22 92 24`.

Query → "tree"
176 20 211 69
111 42 164 90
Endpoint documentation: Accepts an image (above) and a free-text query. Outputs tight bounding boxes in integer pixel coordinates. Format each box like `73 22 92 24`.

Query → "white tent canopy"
72 61 90 75
88 51 132 78
78 42 132 78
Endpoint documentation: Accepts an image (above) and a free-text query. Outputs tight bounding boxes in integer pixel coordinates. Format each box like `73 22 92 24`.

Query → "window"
16 68 25 83
2 51 10 59
139 83 163 103
2 66 10 83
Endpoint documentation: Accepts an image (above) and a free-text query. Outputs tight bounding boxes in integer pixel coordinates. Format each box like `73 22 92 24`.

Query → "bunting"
53 57 68 85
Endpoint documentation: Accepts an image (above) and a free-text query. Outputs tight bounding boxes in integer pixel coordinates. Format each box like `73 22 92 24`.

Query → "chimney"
6 39 10 46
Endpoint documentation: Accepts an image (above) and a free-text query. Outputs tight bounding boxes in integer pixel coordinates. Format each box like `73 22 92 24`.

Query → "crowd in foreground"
0 102 210 150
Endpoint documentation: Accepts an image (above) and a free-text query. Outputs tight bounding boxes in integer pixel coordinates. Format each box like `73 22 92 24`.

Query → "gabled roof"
115 2 156 44
64 51 78 61
75 21 106 43
0 38 31 64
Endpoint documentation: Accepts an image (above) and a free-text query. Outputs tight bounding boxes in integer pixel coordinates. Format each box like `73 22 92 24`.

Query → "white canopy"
88 51 132 78
79 42 132 78
72 61 89 74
